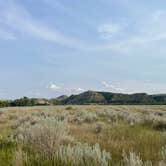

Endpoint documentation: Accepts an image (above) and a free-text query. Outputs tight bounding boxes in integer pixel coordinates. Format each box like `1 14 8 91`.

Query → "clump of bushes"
123 152 143 166
16 118 73 155
122 152 153 166
1 106 166 165
142 114 166 131
97 109 144 125
14 117 111 166
68 110 98 124
54 143 111 166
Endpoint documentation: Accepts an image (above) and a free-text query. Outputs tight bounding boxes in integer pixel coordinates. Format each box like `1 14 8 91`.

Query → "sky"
1 0 166 99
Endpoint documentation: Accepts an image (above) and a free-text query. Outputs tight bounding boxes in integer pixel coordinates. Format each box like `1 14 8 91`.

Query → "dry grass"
0 105 166 165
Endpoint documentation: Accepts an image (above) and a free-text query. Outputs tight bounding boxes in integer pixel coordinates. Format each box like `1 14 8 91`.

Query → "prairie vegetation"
0 105 166 165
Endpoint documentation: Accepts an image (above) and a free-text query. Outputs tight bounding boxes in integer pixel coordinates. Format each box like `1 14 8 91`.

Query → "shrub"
56 143 111 166
68 110 98 124
14 116 111 166
97 109 143 125
122 152 153 166
14 143 111 166
123 152 143 166
16 117 73 156
159 146 166 166
143 114 166 131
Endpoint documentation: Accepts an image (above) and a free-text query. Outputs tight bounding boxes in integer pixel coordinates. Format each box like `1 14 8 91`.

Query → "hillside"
1 91 166 107
63 91 106 104
61 91 166 105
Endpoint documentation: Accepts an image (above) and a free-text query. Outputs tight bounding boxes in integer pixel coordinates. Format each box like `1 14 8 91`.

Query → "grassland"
0 105 166 165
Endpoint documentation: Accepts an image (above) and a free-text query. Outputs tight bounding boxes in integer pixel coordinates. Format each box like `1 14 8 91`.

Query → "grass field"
0 105 166 165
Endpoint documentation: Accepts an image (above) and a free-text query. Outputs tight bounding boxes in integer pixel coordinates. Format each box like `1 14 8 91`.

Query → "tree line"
0 97 49 108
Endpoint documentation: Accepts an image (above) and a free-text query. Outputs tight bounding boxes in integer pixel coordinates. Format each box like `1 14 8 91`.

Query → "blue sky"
1 0 166 99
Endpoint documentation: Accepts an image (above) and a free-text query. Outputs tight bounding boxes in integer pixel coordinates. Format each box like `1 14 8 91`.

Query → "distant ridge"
54 90 166 105
1 91 166 107
62 91 106 104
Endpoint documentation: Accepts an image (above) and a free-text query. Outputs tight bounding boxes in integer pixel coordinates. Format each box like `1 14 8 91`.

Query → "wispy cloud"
0 2 88 49
96 10 166 54
67 87 85 94
47 82 84 94
102 81 126 93
1 1 166 54
117 80 166 94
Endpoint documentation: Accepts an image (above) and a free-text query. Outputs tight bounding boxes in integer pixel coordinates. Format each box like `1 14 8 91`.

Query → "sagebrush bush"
16 117 73 156
69 110 98 124
97 109 144 125
123 152 143 166
14 143 111 166
159 146 166 166
143 114 166 131
14 116 111 166
122 152 153 166
1 106 166 165
56 143 111 166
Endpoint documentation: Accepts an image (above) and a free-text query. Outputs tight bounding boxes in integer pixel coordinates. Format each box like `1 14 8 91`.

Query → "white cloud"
48 83 61 91
102 81 126 93
102 81 114 89
71 88 85 93
47 82 84 94
65 87 85 94
76 88 84 92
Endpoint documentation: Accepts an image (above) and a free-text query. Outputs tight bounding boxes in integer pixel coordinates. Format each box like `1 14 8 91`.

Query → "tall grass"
0 105 166 165
14 117 111 166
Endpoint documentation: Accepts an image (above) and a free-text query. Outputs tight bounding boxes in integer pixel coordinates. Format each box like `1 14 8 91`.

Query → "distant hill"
63 91 106 104
49 95 68 105
1 91 166 107
60 91 166 105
